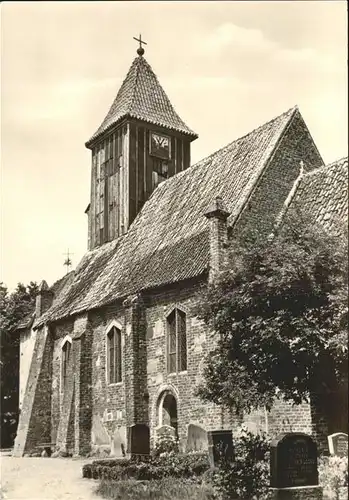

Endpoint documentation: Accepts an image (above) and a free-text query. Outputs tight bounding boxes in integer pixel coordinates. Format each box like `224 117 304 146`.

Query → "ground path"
1 455 99 500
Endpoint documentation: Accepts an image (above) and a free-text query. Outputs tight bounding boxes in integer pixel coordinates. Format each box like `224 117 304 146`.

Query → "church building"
14 41 348 457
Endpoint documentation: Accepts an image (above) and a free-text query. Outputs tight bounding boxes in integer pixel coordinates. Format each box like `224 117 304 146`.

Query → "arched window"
107 326 122 384
61 338 72 391
167 309 187 373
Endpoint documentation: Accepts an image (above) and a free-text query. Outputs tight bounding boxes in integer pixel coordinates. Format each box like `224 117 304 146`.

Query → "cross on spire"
63 249 74 274
133 33 147 56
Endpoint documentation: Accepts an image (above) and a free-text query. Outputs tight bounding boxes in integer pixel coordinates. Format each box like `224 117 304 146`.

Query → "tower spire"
133 33 147 56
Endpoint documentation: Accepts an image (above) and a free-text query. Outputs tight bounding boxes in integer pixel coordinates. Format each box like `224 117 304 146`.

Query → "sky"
1 1 347 291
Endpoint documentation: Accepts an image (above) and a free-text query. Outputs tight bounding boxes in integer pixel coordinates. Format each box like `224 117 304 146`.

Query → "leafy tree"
195 210 348 416
0 281 38 447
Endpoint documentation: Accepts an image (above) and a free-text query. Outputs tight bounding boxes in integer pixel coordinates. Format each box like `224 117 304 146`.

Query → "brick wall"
13 325 53 456
51 319 74 448
143 281 236 450
34 282 334 456
73 315 93 456
89 304 127 456
19 327 37 409
235 110 324 236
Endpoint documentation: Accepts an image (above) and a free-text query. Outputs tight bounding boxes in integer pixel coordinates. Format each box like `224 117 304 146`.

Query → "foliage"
194 211 348 414
82 452 210 481
211 426 270 500
152 427 179 457
0 281 38 447
95 477 216 500
318 455 348 500
89 430 271 500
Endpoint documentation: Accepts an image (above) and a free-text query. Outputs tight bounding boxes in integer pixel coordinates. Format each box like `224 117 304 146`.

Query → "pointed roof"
36 105 325 327
86 55 198 147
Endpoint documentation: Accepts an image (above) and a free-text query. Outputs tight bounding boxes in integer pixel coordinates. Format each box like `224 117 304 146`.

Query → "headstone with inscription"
127 423 150 459
327 432 348 457
270 433 323 500
207 430 234 468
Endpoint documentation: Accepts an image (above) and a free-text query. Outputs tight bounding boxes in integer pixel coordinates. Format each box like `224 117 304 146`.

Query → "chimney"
204 197 231 283
35 280 53 318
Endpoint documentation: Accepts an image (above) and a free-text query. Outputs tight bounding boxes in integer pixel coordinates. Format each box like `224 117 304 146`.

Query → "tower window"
167 309 187 373
152 159 168 189
107 326 122 384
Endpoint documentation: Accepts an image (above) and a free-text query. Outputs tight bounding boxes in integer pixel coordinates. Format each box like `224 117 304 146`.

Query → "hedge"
82 452 210 481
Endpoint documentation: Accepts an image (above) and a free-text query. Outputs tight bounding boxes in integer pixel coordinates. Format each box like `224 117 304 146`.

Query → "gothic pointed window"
61 338 72 391
107 326 122 384
167 309 187 373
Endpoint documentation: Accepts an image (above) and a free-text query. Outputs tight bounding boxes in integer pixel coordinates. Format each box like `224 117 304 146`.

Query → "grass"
95 477 216 500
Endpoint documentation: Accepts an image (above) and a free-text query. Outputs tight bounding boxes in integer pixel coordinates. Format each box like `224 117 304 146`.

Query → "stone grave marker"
207 430 233 468
156 424 176 440
128 423 150 459
327 432 348 457
269 433 322 500
186 424 208 452
111 426 127 457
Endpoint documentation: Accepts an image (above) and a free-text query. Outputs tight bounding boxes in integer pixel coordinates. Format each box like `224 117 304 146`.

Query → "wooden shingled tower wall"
85 44 198 250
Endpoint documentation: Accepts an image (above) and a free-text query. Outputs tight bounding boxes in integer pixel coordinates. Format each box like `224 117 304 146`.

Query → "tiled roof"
16 273 75 331
17 312 35 331
36 106 298 327
288 156 348 233
86 55 197 146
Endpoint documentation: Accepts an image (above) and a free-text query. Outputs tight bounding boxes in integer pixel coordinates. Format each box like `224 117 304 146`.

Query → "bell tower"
85 36 198 250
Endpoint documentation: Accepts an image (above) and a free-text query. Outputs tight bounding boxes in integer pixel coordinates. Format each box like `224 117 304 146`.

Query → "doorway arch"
157 390 178 435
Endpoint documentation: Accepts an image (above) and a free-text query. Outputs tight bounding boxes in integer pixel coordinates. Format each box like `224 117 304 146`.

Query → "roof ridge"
302 157 348 177
193 105 298 168
140 105 297 233
129 56 143 114
153 105 298 190
327 155 348 167
49 270 75 291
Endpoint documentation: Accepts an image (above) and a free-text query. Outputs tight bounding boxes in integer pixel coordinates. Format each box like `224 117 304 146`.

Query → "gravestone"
111 426 127 457
156 424 176 440
271 433 318 488
127 424 150 459
186 424 208 452
207 430 233 468
270 433 322 500
327 432 348 457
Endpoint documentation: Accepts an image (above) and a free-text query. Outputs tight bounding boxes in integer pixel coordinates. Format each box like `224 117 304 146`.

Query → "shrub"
152 428 179 458
318 455 348 500
211 426 270 500
92 458 130 467
82 451 210 481
82 464 92 478
95 477 216 500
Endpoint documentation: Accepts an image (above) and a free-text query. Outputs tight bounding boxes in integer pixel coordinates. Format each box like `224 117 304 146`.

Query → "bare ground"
0 456 99 500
